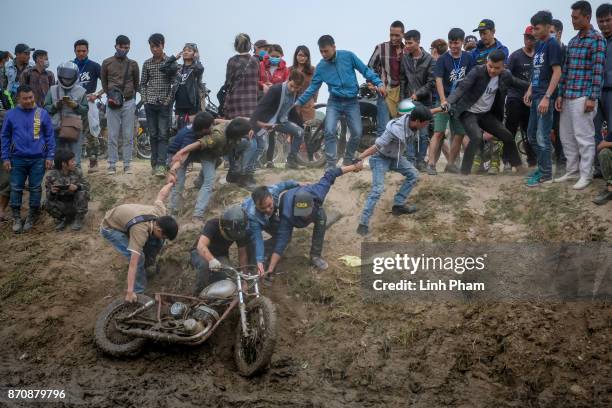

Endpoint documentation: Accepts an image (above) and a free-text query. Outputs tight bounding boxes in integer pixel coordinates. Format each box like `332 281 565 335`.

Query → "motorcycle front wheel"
94 294 152 357
136 127 152 160
234 296 277 377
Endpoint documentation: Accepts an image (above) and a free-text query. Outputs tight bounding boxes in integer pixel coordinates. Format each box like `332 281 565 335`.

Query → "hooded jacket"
446 65 528 120
399 48 435 105
374 113 415 164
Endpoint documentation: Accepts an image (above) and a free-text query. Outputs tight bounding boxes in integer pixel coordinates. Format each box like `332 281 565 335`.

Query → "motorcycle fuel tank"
199 279 237 300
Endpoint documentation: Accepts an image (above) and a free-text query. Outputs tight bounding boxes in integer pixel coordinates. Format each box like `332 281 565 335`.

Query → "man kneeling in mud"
190 205 250 296
100 182 178 302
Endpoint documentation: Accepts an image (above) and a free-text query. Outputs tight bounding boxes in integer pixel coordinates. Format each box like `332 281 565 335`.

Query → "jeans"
376 93 390 137
359 153 419 227
459 111 522 174
255 130 268 166
275 121 305 156
190 250 229 295
107 99 136 168
527 97 554 179
324 96 362 168
405 126 429 165
100 227 145 293
169 164 187 213
9 157 45 210
193 159 216 217
145 103 171 168
231 137 258 175
55 131 84 168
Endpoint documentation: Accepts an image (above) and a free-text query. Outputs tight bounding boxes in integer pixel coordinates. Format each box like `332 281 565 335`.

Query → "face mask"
258 50 267 60
269 57 281 66
115 48 129 58
43 60 50 69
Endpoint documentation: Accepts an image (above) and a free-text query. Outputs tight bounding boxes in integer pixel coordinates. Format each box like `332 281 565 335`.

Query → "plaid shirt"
223 54 260 119
140 56 173 105
559 26 606 100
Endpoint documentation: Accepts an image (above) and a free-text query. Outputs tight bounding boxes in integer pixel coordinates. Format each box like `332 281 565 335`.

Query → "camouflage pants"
600 148 612 185
45 191 88 220
83 116 99 159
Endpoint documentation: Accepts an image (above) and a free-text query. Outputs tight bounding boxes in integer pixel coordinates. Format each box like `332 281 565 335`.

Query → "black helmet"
219 205 248 242
57 61 78 89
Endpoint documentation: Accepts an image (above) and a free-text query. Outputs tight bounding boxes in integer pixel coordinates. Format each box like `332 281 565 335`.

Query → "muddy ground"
0 160 611 407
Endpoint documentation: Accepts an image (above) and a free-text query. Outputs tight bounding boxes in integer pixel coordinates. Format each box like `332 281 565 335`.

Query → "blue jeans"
100 227 147 293
376 93 390 137
231 137 258 175
190 250 230 295
145 103 171 168
193 159 216 217
405 127 429 165
359 153 419 226
527 97 554 179
55 131 84 167
9 157 45 210
275 121 305 155
255 130 268 166
325 97 362 168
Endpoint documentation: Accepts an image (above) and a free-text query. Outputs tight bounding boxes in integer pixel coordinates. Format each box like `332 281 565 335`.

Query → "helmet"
398 99 416 115
219 205 248 242
57 61 79 89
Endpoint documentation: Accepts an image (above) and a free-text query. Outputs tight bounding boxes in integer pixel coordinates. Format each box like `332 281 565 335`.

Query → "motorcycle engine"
191 305 219 326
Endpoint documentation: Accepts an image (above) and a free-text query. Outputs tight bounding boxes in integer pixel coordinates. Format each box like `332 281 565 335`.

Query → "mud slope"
1 161 611 408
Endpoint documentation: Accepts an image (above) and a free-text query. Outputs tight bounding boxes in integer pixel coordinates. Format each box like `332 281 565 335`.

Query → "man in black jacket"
250 70 305 169
443 49 528 175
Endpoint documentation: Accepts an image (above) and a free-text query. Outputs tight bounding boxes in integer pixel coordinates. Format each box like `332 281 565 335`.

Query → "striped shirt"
558 26 606 100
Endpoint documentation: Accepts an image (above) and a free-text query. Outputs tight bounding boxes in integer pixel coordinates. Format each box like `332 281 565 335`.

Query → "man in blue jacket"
265 162 362 279
1 85 55 233
295 35 385 170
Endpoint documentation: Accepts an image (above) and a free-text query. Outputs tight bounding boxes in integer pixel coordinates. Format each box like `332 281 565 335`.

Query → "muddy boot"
12 208 23 234
238 174 256 191
285 153 299 169
71 214 84 231
89 158 98 173
22 208 40 233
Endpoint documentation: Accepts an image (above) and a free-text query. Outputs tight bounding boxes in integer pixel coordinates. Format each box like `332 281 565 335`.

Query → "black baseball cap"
473 19 495 32
15 43 34 54
293 190 314 217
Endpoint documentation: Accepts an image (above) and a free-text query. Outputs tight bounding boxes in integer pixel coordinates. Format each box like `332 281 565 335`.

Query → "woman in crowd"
290 45 317 122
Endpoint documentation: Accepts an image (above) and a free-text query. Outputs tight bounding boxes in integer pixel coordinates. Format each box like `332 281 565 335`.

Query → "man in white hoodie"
356 102 432 236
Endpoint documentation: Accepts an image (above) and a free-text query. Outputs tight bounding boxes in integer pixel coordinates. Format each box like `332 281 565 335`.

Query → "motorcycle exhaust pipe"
118 323 213 344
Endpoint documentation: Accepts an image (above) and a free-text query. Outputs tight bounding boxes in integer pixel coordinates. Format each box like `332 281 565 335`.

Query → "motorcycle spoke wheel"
234 297 277 377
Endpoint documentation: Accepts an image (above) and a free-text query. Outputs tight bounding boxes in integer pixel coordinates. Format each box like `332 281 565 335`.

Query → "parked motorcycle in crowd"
94 264 277 377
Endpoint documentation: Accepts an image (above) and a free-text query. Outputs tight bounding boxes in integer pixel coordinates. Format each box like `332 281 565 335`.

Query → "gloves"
208 258 222 271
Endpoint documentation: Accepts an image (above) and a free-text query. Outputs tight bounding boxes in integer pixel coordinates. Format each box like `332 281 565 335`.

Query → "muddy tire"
234 296 277 377
295 104 347 168
94 295 152 357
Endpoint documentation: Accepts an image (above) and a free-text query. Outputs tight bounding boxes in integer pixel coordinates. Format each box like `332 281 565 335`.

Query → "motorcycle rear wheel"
94 294 152 357
136 128 152 160
295 104 347 168
234 296 277 377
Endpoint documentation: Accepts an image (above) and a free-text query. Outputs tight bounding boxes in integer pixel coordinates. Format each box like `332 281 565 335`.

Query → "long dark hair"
292 45 314 75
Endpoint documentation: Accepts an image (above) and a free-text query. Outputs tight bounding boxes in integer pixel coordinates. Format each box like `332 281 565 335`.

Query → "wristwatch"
544 93 551 99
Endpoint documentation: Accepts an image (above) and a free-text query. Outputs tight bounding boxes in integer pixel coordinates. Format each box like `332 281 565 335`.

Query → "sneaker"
572 177 591 190
286 154 300 169
310 256 329 270
426 164 438 175
593 188 612 205
526 175 552 187
391 204 418 216
71 215 84 231
238 174 256 190
487 165 499 175
525 168 541 181
107 167 116 175
415 161 426 172
226 172 240 184
124 166 133 175
154 166 166 178
444 163 460 174
503 163 513 174
12 212 22 234
554 172 580 183
356 224 369 236
55 218 68 231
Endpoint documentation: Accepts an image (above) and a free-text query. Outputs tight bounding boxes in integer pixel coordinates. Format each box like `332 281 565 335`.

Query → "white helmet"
398 99 416 115
57 61 79 89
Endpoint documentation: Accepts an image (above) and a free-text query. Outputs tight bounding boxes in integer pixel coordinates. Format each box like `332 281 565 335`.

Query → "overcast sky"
3 0 608 103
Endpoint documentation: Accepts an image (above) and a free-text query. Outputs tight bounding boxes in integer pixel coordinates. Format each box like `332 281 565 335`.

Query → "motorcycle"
295 83 379 168
94 265 277 377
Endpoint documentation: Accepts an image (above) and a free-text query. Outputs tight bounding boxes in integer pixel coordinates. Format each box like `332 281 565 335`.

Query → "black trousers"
505 98 536 166
459 111 522 174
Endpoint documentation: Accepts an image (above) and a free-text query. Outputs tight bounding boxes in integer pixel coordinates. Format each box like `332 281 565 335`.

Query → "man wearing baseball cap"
6 44 34 96
264 162 363 279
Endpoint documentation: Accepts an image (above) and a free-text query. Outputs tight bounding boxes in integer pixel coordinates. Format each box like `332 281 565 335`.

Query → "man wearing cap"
20 50 55 107
505 26 537 172
6 44 35 97
265 162 362 276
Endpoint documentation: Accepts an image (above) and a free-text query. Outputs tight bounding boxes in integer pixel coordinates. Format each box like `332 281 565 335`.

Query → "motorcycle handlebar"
220 264 259 281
